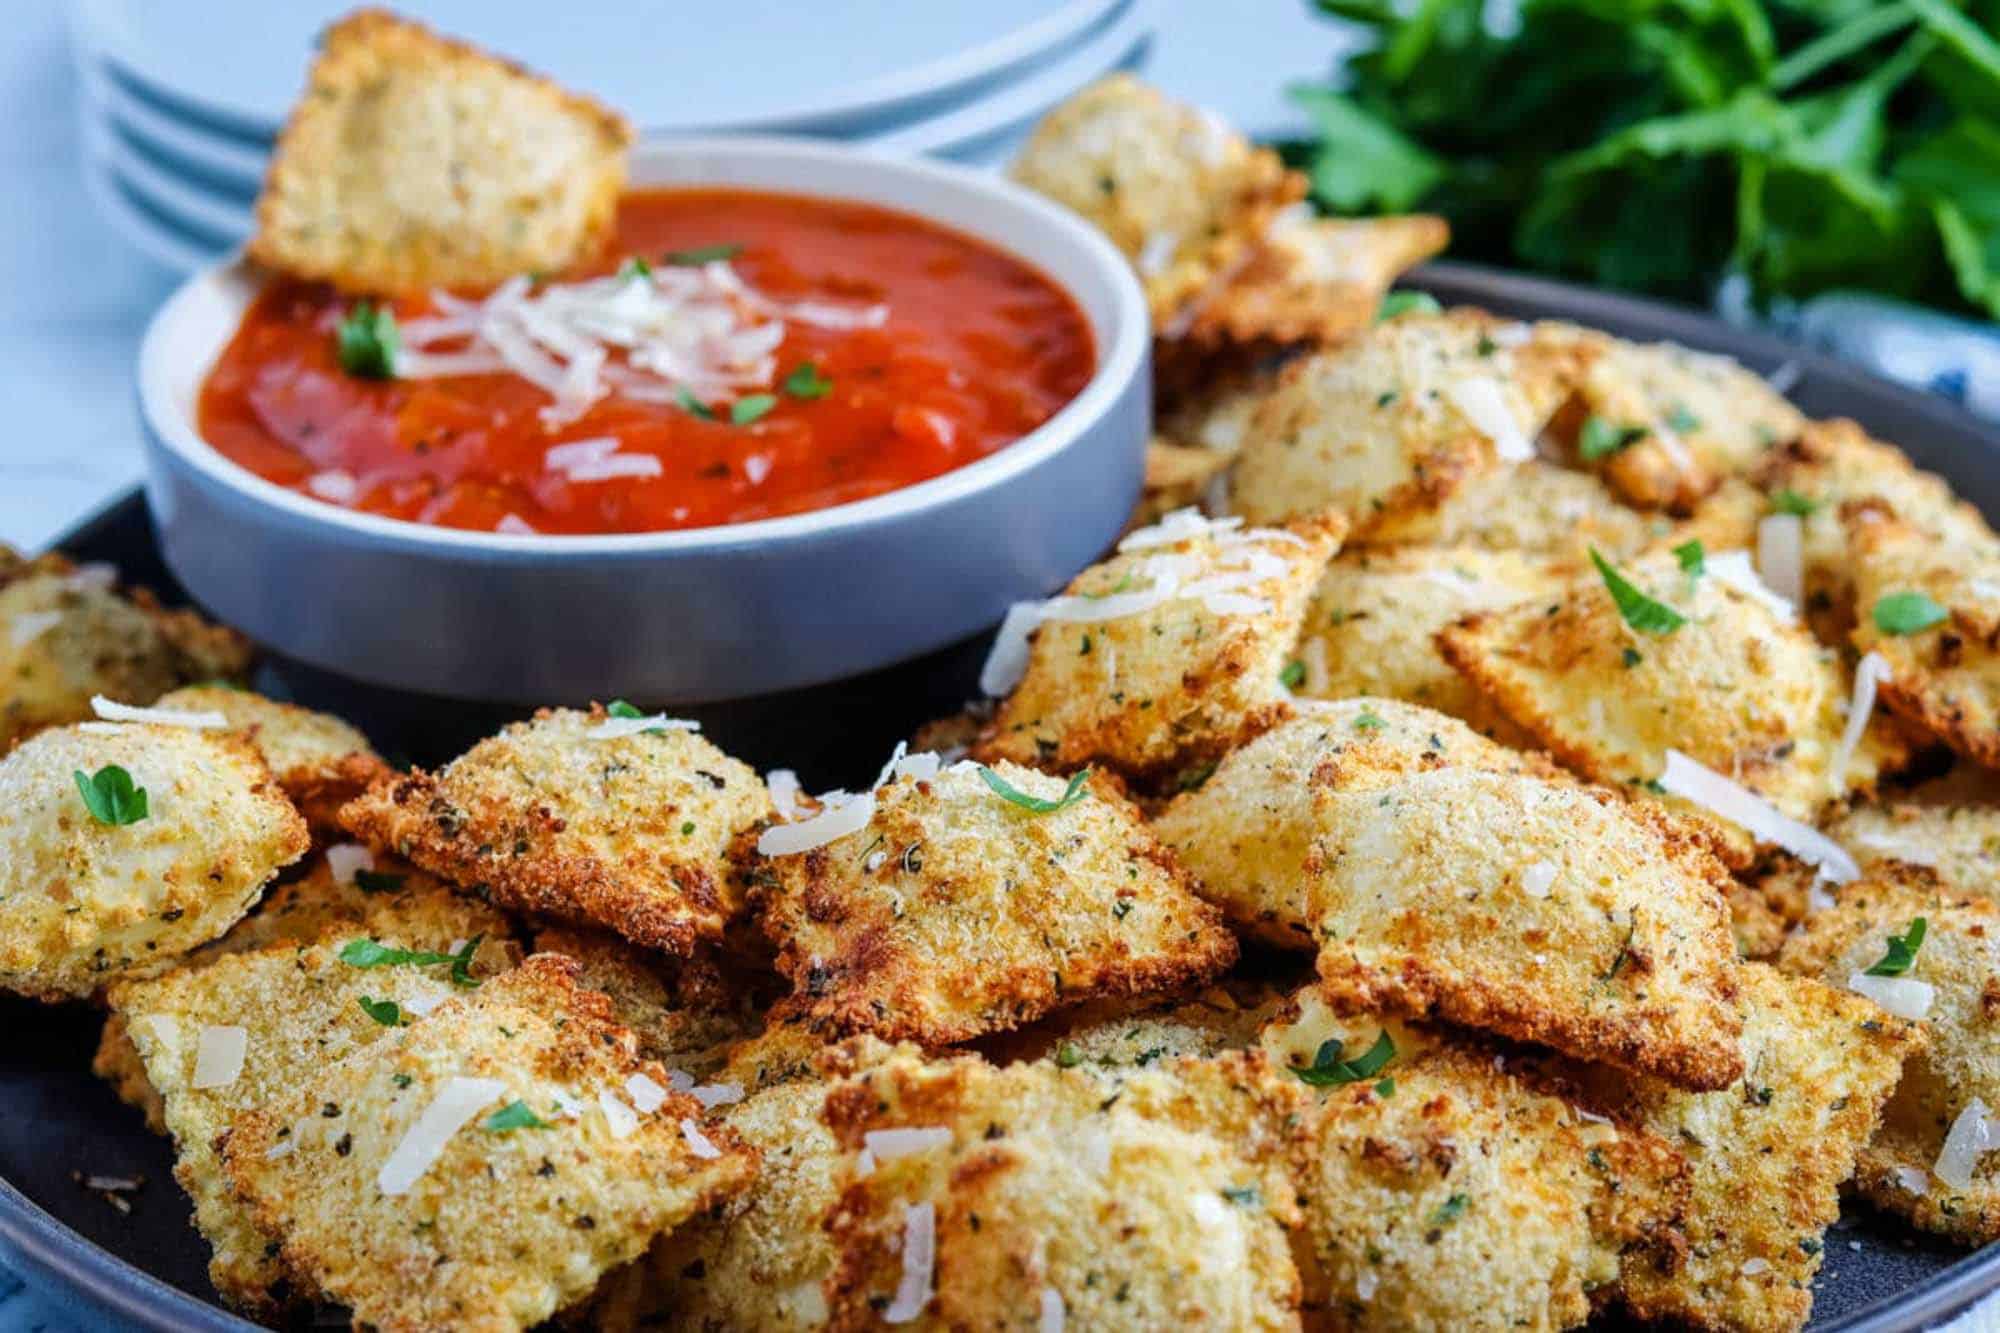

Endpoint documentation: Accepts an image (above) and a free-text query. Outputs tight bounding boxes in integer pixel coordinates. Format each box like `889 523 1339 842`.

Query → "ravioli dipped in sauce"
200 188 1095 535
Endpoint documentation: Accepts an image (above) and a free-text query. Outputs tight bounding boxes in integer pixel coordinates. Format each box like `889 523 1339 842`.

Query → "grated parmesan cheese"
64 563 118 592
495 513 538 535
863 1127 952 1161
91 695 227 729
1756 513 1804 609
766 768 805 821
1847 971 1935 1020
691 1081 745 1111
192 1025 247 1089
758 791 875 856
626 1073 668 1114
1658 750 1859 882
680 1118 722 1160
1706 550 1795 621
324 842 375 887
584 712 700 741
599 1090 640 1141
1935 1099 1995 1190
1831 652 1892 789
1442 377 1535 462
377 1076 506 1196
1521 860 1557 899
306 470 360 504
8 610 63 649
883 1201 936 1323
1039 1287 1066 1333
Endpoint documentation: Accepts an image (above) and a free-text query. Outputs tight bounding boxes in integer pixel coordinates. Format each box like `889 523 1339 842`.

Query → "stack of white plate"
68 0 1156 273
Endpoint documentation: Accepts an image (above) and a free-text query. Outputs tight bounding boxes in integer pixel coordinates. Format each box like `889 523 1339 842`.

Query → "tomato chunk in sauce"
198 188 1096 534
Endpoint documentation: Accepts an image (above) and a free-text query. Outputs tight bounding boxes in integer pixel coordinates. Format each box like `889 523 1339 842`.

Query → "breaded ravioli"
249 9 631 294
1268 1012 1686 1330
1355 458 1662 557
1847 512 2000 770
1153 700 1559 947
1293 546 1574 731
642 1060 844 1330
1441 549 1906 865
1009 75 1301 326
112 903 519 1312
154 686 389 836
0 723 308 999
1228 310 1584 535
1780 875 2000 1244
222 955 755 1332
1576 964 1920 1332
1753 419 1997 642
821 1044 1308 1330
342 705 773 954
753 760 1236 1044
532 924 761 1078
1312 767 1746 1088
0 560 252 749
1183 211 1450 351
1538 323 1805 511
1000 985 1281 1075
977 510 1342 780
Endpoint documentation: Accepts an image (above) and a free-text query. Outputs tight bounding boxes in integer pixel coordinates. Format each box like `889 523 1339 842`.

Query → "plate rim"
71 0 1126 140
8 262 2000 1330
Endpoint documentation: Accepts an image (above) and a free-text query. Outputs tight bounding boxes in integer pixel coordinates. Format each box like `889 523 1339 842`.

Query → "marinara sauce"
197 188 1096 534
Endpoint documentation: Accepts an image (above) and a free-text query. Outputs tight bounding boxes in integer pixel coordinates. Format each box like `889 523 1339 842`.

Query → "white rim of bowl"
139 136 1149 559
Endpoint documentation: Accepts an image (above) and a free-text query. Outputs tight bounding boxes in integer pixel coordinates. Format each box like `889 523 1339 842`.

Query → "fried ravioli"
111 903 518 1312
249 9 632 294
1780 875 2000 1244
532 924 761 1077
1598 964 1919 1332
341 705 773 954
1293 546 1574 731
156 686 389 836
1228 311 1583 535
1441 549 1906 864
1153 700 1559 947
0 560 253 750
222 955 755 1331
821 1044 1308 1330
1847 512 2000 770
1312 767 1745 1088
1541 324 1805 511
0 723 308 999
977 510 1342 780
1357 458 1661 557
1009 75 1302 326
753 760 1236 1044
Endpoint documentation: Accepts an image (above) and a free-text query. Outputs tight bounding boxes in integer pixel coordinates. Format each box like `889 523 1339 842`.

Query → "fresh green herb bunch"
1286 0 2000 318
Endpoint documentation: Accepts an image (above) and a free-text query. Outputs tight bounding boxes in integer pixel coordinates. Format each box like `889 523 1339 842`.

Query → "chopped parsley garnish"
1590 547 1685 634
731 394 777 426
1291 1031 1396 1086
677 388 716 420
1221 1185 1261 1206
604 699 670 734
1673 538 1706 576
339 934 483 987
680 821 696 836
335 302 399 380
1770 489 1820 517
357 996 408 1027
783 362 833 399
1621 647 1644 669
1429 1193 1470 1227
1374 1077 1396 1097
663 243 743 266
74 765 147 826
1666 403 1702 433
619 256 653 280
1279 659 1307 690
1578 416 1647 461
353 870 406 895
1376 290 1441 322
978 765 1091 815
1054 1042 1083 1068
482 1100 553 1132
1864 917 1927 977
1873 591 1948 636
1353 708 1387 732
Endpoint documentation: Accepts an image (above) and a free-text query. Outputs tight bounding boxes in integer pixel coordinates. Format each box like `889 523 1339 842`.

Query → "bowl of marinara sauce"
138 137 1149 704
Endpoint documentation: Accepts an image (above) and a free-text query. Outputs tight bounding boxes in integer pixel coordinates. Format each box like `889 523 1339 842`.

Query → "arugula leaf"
783 363 833 399
74 765 147 826
1590 548 1687 634
1578 416 1648 461
1290 1031 1396 1086
1864 917 1927 975
483 1100 553 1132
731 394 777 426
357 996 407 1027
978 766 1091 815
1873 590 1948 635
336 302 399 380
663 243 743 266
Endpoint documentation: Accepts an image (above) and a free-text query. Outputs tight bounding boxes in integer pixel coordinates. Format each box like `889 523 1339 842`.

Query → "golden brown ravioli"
249 9 631 294
341 705 772 954
155 685 389 836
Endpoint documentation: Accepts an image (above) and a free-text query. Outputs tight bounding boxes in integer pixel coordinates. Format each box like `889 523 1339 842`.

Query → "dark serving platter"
3 261 1999 1331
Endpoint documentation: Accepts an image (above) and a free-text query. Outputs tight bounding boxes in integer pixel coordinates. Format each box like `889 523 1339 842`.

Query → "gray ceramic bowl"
137 137 1150 705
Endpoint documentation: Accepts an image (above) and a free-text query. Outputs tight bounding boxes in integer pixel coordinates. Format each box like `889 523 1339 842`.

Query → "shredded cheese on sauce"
398 264 886 429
